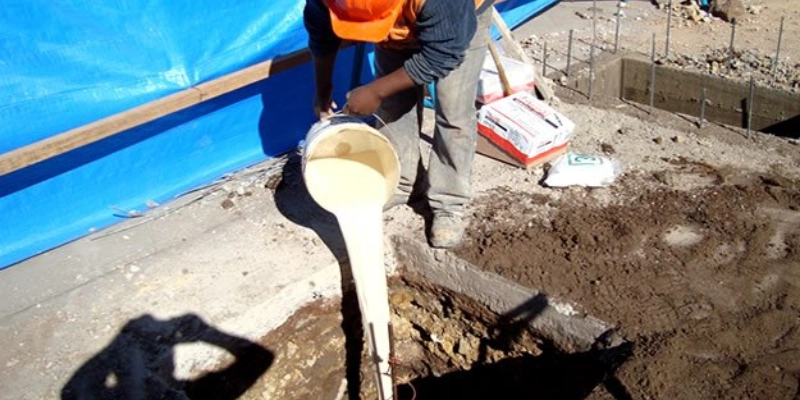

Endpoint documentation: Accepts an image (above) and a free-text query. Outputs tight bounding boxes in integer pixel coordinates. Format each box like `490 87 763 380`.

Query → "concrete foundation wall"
573 54 800 137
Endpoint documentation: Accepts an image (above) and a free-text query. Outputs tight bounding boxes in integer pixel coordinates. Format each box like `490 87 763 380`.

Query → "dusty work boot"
428 212 465 249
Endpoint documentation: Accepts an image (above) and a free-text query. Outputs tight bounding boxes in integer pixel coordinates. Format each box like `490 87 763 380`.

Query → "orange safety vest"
383 0 487 49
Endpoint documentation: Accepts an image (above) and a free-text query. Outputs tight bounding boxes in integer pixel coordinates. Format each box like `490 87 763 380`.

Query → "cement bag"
544 153 622 187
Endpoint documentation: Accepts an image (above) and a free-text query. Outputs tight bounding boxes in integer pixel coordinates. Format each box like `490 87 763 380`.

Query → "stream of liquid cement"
304 151 395 400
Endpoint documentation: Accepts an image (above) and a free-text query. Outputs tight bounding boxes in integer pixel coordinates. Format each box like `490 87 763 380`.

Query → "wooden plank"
0 50 311 176
491 7 556 102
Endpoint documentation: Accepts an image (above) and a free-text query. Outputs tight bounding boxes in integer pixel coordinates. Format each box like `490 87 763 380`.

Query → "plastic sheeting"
0 0 558 269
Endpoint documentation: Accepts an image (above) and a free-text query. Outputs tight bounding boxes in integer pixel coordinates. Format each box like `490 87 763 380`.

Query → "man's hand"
343 84 382 116
343 67 415 116
314 94 337 120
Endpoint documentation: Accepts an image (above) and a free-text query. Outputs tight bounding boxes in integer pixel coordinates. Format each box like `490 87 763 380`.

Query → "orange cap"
326 0 404 43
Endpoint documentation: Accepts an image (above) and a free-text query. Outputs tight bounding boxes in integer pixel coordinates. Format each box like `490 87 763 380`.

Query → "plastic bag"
543 153 622 187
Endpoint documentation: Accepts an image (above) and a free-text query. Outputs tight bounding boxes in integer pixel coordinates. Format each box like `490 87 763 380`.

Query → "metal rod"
588 44 595 99
592 0 597 46
566 29 574 76
388 323 398 400
649 33 656 113
368 323 387 400
728 20 736 68
614 4 621 54
773 16 785 77
747 75 755 138
542 41 548 78
665 0 673 58
699 87 707 128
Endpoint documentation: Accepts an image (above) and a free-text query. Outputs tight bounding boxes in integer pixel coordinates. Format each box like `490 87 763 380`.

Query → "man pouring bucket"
304 0 494 248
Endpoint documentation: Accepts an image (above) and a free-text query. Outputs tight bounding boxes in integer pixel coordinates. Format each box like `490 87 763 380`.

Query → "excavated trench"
243 238 630 400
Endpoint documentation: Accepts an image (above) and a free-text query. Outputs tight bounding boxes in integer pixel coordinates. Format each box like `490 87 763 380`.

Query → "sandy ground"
2 1 799 399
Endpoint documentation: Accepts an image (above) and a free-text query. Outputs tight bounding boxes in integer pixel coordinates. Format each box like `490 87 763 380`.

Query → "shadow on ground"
399 292 634 400
61 314 273 400
398 343 633 400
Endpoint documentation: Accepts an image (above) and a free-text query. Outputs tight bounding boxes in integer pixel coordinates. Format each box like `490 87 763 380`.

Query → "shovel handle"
487 41 514 97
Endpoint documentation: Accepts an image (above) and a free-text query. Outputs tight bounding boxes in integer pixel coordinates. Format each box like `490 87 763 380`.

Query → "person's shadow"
61 313 273 400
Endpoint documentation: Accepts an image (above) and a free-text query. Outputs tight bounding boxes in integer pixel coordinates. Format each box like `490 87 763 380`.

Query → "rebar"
665 0 673 58
614 4 621 54
747 75 755 138
368 323 387 400
543 41 548 78
592 0 597 46
589 43 595 100
699 87 707 128
566 29 574 76
728 20 736 68
649 33 656 113
388 323 398 400
773 16 785 77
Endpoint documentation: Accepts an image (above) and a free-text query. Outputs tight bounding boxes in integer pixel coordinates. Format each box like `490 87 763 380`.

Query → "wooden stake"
488 41 514 96
490 7 555 102
567 29 574 76
0 49 311 176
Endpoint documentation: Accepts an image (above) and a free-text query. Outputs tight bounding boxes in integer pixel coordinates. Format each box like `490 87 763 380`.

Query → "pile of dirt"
666 47 800 92
457 170 800 398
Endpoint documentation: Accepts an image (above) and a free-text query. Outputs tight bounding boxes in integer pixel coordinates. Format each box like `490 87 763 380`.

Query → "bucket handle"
325 111 397 138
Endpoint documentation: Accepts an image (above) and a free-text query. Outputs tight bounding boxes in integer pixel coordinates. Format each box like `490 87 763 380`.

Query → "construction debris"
667 48 800 92
709 0 746 23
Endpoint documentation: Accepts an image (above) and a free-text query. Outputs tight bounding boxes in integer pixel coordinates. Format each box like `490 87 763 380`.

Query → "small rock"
653 137 664 145
221 198 235 210
601 143 616 155
672 135 686 143
575 11 590 19
747 5 762 15
390 290 415 310
264 174 282 191
710 0 746 23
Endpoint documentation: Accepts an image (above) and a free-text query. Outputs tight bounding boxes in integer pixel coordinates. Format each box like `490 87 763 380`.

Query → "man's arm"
304 0 342 118
343 0 479 116
403 0 478 85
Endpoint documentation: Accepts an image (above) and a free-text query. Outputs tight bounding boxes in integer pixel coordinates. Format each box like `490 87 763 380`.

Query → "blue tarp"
0 0 558 269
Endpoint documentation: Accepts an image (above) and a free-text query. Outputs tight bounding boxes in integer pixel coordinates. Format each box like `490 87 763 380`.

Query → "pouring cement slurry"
303 117 400 400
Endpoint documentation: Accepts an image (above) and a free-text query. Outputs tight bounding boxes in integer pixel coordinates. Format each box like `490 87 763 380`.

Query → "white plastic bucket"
302 116 400 211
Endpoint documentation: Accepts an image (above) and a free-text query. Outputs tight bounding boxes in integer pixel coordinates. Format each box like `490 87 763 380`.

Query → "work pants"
374 10 491 215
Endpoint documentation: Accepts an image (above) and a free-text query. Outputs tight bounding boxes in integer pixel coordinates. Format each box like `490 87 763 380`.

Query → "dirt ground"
459 170 800 399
